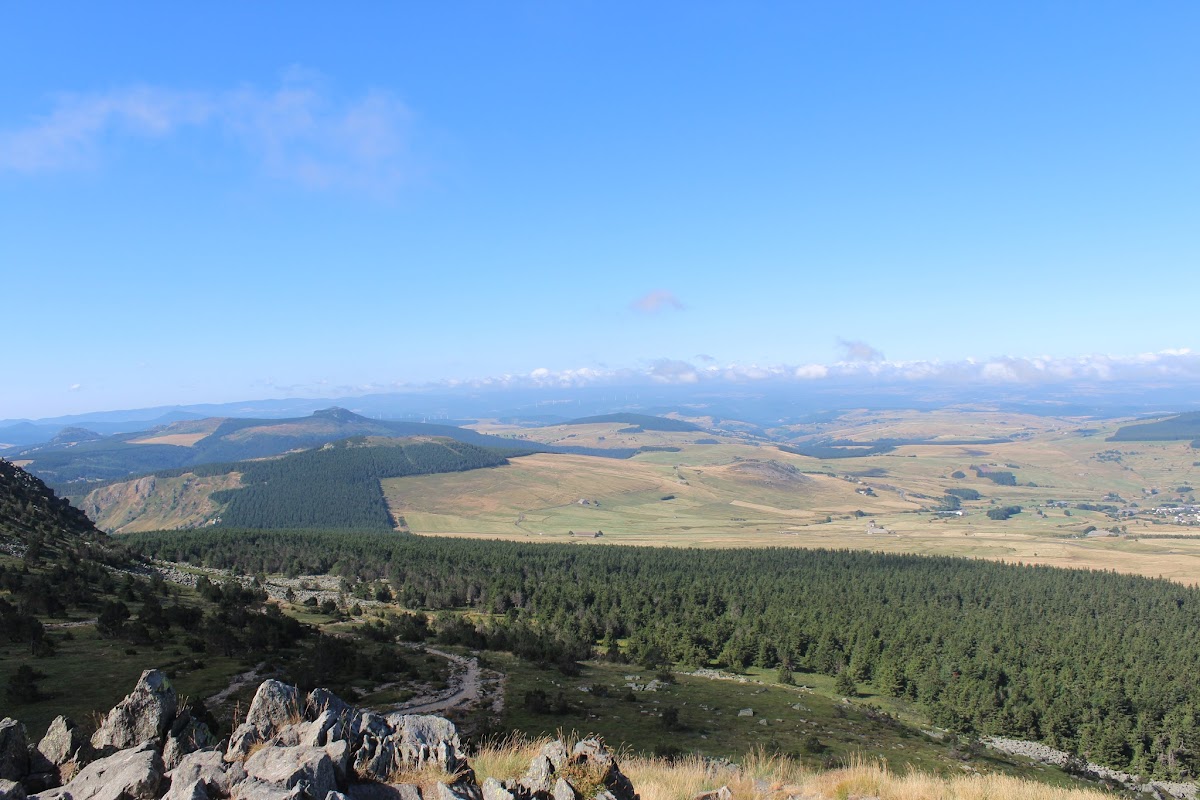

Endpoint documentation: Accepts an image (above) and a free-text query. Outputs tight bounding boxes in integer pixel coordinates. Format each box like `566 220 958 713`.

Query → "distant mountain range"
4 407 635 487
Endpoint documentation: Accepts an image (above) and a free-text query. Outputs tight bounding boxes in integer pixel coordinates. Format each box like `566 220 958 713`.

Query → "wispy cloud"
0 71 415 192
837 338 885 362
68 383 82 392
632 290 685 314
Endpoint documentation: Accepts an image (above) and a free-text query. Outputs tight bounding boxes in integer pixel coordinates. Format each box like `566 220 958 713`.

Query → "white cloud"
0 72 415 192
423 348 1200 391
836 338 885 362
68 383 82 392
632 290 685 314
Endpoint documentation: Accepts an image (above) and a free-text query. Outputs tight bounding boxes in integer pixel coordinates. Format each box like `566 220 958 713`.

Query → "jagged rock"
325 793 351 800
433 782 481 800
323 740 350 786
35 741 163 800
228 778 303 800
345 785 419 800
538 743 569 772
91 670 178 751
168 749 247 798
163 780 210 800
387 716 467 775
0 719 29 782
243 746 336 798
163 712 217 772
351 734 397 783
480 778 513 800
551 778 577 800
519 756 554 796
306 691 351 721
37 717 89 769
226 724 264 763
692 788 731 800
304 712 345 750
246 682 303 734
0 778 27 800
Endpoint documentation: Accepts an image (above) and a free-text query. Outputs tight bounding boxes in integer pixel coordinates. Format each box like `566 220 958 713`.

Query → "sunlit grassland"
385 410 1200 582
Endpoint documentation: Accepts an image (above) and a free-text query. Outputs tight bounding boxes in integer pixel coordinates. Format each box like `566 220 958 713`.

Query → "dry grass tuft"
472 733 555 784
385 761 468 790
795 756 1115 799
470 737 1113 800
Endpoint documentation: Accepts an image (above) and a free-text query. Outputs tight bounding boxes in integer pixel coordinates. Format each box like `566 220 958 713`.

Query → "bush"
987 506 1022 521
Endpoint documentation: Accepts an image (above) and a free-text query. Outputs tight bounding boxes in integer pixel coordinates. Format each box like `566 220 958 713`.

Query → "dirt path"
392 647 483 715
46 618 97 629
208 662 271 707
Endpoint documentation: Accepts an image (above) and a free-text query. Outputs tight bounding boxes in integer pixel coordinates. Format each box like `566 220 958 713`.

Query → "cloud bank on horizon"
423 347 1200 392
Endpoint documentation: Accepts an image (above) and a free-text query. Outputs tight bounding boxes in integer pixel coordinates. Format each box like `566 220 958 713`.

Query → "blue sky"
2 2 1198 418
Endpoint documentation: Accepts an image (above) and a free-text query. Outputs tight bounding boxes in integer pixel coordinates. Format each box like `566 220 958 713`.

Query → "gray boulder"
345 786 420 800
163 780 210 800
351 735 397 783
90 670 178 751
0 778 26 800
306 691 351 721
691 788 731 800
227 778 303 800
162 712 216 772
387 716 466 776
480 778 513 800
551 779 577 800
36 717 89 769
35 741 163 800
243 746 336 798
167 749 247 797
227 682 302 762
246 682 302 734
0 719 29 782
433 782 481 800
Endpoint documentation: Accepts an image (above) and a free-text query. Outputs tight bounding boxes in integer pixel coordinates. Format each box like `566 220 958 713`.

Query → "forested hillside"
129 528 1200 780
209 437 511 529
1109 411 1200 442
564 413 702 432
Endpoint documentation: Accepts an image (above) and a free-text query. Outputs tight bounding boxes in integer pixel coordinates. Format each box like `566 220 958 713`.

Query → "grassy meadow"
385 410 1200 582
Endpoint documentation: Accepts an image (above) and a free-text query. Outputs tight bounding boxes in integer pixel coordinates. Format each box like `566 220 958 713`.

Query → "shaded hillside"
1109 411 1200 442
1 458 104 545
564 413 702 432
10 407 631 487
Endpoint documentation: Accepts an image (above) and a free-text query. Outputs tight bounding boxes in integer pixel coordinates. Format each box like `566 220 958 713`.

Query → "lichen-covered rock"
0 719 29 782
91 670 178 751
36 741 163 800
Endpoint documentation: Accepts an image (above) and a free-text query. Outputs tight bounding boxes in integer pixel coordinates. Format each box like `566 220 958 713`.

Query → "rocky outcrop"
91 670 178 752
0 720 30 783
1 673 637 800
